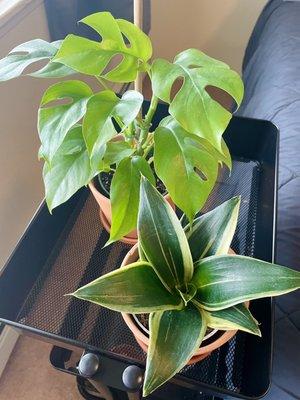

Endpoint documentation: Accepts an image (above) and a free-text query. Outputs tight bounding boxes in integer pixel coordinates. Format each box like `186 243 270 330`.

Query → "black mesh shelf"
0 109 278 400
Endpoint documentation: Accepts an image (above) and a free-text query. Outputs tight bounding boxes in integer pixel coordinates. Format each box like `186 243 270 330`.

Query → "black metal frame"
0 104 279 400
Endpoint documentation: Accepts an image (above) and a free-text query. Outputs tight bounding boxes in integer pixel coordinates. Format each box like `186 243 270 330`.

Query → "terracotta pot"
88 136 175 245
121 245 243 365
89 179 135 245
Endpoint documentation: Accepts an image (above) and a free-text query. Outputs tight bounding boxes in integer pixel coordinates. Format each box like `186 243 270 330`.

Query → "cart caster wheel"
76 376 125 400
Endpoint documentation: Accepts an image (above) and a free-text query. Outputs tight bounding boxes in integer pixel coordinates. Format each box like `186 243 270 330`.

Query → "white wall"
150 0 266 72
0 1 50 269
0 0 51 377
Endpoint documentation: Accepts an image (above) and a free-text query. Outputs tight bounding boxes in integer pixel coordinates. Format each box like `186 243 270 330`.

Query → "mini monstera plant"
0 11 243 243
73 178 300 397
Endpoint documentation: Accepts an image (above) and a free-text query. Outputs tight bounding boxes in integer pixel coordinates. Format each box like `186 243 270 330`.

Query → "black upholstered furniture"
238 1 300 398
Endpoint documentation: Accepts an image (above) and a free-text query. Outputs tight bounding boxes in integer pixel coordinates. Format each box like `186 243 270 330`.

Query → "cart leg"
87 379 114 400
126 391 141 400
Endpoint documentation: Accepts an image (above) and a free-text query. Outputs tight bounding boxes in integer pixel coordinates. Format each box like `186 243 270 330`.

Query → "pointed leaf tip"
186 196 241 262
201 303 262 337
143 304 206 396
73 262 183 313
138 178 194 291
192 255 300 311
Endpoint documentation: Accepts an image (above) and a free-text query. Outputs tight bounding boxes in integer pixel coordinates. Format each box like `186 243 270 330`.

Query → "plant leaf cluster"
0 12 243 241
73 178 300 396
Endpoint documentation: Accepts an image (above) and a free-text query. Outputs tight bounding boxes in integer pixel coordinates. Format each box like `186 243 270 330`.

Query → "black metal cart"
0 105 278 400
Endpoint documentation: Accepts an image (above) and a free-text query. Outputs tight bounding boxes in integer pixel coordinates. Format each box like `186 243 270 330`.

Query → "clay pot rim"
89 177 173 205
99 209 137 246
89 179 175 246
89 175 171 201
131 313 219 343
121 244 245 357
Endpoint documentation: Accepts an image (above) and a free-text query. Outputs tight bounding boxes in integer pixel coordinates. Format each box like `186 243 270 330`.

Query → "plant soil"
97 169 167 198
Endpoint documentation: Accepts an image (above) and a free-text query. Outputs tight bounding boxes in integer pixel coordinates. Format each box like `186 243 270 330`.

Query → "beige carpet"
0 336 82 400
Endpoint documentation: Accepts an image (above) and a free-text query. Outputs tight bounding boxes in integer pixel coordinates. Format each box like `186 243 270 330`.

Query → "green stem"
137 95 158 155
142 132 154 149
144 143 154 160
127 121 135 137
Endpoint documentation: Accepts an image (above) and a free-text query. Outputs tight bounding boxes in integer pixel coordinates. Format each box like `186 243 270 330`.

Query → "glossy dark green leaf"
154 117 219 221
109 157 155 243
151 49 244 151
192 255 300 311
38 80 93 163
0 39 74 81
72 261 183 313
138 178 194 291
143 303 206 396
138 242 147 262
53 12 152 82
186 196 240 262
83 90 142 171
201 303 261 336
43 125 92 211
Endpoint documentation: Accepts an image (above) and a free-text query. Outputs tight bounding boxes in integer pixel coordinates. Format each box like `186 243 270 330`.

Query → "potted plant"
0 11 243 244
72 177 300 397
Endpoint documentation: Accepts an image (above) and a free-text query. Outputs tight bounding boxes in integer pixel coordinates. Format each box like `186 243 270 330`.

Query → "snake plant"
0 11 243 243
73 178 300 397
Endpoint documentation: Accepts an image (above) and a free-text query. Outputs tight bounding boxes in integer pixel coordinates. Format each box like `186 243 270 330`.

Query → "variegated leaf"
200 303 261 336
192 255 300 311
185 196 240 262
138 178 194 291
72 262 183 313
143 303 206 397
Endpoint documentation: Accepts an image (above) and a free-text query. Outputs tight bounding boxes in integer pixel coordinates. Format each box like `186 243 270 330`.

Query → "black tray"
0 104 278 399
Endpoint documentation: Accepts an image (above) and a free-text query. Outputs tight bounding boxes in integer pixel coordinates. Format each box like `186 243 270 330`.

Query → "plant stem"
141 95 158 142
137 95 158 154
143 142 154 160
127 121 135 137
142 132 154 149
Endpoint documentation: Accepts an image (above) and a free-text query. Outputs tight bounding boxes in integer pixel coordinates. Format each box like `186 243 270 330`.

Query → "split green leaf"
54 12 152 82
